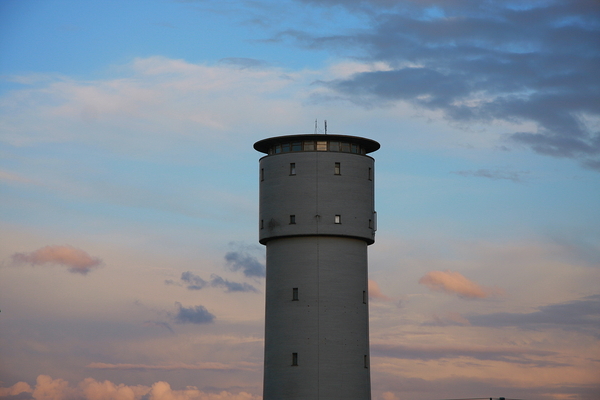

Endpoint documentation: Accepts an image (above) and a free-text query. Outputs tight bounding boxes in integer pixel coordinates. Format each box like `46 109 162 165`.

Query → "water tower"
255 132 379 400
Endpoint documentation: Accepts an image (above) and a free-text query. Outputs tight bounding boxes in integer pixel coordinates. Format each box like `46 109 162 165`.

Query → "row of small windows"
290 353 368 368
260 216 373 229
261 164 372 180
269 140 368 155
289 215 341 224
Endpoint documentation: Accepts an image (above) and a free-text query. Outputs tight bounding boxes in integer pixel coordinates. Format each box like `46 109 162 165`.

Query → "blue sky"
1 1 599 400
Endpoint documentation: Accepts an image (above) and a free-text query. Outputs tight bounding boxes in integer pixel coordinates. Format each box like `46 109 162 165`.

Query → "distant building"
255 133 380 399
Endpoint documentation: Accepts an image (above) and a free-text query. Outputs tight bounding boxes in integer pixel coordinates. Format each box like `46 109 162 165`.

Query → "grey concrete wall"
259 151 375 245
263 236 371 400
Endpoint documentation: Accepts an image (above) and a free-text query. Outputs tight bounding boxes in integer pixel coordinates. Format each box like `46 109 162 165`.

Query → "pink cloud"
0 376 261 400
368 279 392 301
11 245 102 275
0 381 32 397
418 270 502 299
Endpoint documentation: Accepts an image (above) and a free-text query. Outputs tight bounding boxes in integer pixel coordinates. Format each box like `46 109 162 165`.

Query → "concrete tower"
255 133 380 400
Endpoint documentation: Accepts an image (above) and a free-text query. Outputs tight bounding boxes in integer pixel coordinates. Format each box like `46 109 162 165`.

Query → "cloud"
369 279 392 301
180 271 208 290
370 343 560 367
10 245 102 275
218 58 270 69
292 0 600 170
467 294 600 336
224 245 265 278
0 375 261 400
173 302 215 325
209 274 259 293
452 168 529 183
178 272 258 293
86 362 257 371
418 270 502 299
425 311 471 327
0 382 32 397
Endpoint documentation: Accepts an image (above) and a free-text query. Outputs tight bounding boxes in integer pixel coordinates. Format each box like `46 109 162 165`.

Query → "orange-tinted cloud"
368 279 392 301
418 270 502 299
11 245 102 275
0 375 261 400
0 381 32 397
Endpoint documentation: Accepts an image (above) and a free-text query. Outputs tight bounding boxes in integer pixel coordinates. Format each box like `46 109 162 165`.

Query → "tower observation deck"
255 133 380 400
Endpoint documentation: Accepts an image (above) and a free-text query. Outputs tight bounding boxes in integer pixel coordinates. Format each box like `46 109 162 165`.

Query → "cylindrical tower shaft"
255 134 379 400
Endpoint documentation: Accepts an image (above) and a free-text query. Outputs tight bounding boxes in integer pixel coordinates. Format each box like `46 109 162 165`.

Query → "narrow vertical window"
369 219 373 229
363 290 367 304
261 168 264 181
334 215 341 224
261 220 264 230
368 167 373 181
334 162 341 175
292 288 299 301
290 163 296 175
290 215 296 224
292 353 298 366
364 355 368 368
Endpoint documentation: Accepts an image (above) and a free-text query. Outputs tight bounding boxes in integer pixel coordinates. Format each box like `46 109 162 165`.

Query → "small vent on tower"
292 353 298 366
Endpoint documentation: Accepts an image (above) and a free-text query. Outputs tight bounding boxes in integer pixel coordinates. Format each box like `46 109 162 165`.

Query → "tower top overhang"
254 134 380 155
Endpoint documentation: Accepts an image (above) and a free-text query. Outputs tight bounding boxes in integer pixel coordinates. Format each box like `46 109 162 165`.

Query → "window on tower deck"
292 288 298 301
334 215 341 224
290 163 296 175
290 215 296 224
334 162 341 175
316 141 327 151
292 353 298 366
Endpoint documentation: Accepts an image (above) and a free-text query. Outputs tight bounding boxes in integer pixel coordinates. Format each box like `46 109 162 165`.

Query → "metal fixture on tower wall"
255 133 380 400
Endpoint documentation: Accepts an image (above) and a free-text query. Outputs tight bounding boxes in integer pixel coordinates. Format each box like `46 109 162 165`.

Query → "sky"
0 0 599 399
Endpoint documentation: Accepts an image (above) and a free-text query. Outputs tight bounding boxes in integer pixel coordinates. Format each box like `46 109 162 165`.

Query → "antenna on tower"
324 120 328 135
314 119 318 134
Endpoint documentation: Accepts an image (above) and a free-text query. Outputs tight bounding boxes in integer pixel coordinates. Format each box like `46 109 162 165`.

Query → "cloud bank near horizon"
0 375 260 400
